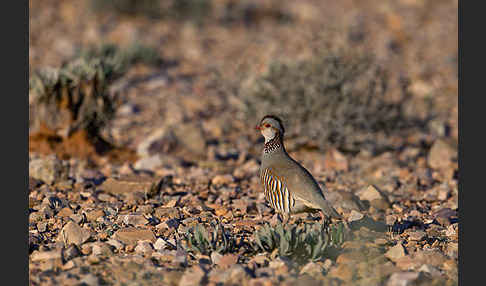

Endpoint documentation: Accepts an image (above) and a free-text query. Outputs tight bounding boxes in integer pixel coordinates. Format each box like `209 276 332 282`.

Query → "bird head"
256 115 285 142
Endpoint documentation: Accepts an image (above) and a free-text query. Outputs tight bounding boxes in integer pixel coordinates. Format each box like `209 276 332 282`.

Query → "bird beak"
255 125 262 131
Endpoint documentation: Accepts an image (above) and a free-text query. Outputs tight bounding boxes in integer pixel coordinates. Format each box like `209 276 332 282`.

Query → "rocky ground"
29 1 458 285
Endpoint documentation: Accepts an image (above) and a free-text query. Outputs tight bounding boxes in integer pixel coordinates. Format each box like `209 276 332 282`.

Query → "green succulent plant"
253 221 346 263
183 221 237 255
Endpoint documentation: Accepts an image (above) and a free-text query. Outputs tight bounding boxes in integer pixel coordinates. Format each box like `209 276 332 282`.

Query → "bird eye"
264 124 271 128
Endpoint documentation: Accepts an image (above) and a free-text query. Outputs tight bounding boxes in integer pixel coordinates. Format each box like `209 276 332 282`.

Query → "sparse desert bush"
239 50 421 154
29 43 162 139
183 221 238 255
252 221 345 263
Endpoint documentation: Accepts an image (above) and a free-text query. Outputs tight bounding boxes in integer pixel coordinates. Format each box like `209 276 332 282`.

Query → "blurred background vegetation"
29 0 458 162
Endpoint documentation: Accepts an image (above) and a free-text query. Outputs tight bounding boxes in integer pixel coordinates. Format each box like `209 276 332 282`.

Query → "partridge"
256 115 341 223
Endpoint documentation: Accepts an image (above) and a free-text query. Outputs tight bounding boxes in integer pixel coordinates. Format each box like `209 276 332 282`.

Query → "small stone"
251 254 269 266
268 258 291 276
99 176 155 195
357 185 385 202
29 155 69 185
29 176 44 190
79 273 99 286
179 265 206 286
60 221 91 246
31 249 62 261
154 238 171 250
446 242 458 259
106 239 124 250
62 260 75 270
408 230 426 241
113 227 156 245
119 214 148 227
322 259 333 271
117 103 140 116
37 222 47 232
337 251 366 264
91 242 113 256
414 250 447 267
386 215 397 225
70 214 84 224
97 193 114 202
29 211 44 222
300 262 324 277
328 263 354 282
348 210 364 222
227 265 251 282
138 127 178 156
155 207 182 220
57 207 74 218
134 155 163 170
62 244 80 261
212 174 234 186
173 122 207 157
86 210 105 222
215 253 238 269
208 265 251 285
134 240 153 254
211 251 223 265
386 271 420 286
385 244 406 262
418 264 442 277
249 278 274 286
174 248 188 266
137 204 154 215
324 148 349 171
81 244 93 255
374 238 388 245
428 139 456 170
433 208 457 220
208 268 231 284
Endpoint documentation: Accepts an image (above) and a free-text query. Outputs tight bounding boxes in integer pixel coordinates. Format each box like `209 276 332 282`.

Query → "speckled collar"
264 134 284 154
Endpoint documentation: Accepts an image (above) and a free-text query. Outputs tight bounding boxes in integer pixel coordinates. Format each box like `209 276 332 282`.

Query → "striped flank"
260 168 294 214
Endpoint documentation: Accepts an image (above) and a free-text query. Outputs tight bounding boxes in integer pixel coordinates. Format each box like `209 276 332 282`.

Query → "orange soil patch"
29 124 138 165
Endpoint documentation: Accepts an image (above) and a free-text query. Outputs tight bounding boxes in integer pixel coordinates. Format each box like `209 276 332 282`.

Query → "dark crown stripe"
260 115 285 134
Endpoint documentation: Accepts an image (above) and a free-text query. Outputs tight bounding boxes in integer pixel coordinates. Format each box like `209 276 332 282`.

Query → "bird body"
256 115 341 221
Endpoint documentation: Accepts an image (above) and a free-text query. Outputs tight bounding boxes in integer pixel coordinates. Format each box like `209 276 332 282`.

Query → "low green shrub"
252 221 345 263
183 221 238 255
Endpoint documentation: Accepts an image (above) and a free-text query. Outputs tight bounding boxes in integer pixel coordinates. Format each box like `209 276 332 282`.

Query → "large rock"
29 155 69 185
